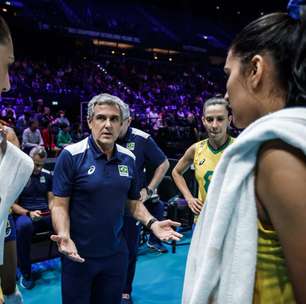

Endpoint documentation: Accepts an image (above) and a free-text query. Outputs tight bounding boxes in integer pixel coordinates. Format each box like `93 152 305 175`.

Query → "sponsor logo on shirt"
88 165 96 175
126 142 135 151
199 159 206 166
118 165 129 177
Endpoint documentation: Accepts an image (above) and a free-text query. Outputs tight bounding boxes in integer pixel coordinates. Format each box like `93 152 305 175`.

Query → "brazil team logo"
126 142 135 151
118 165 129 177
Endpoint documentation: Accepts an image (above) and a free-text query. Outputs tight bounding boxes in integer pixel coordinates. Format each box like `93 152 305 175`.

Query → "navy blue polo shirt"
18 169 52 211
117 127 167 188
52 135 140 258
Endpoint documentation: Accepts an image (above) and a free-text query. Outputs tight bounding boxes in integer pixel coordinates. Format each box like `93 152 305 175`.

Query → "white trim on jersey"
65 137 89 156
116 144 136 160
131 128 150 139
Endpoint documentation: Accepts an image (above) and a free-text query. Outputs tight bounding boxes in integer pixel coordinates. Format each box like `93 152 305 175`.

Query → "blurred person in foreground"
0 15 33 304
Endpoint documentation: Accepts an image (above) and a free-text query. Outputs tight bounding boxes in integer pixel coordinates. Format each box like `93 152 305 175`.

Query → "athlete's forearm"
51 196 71 238
127 199 154 226
147 159 169 190
172 169 194 201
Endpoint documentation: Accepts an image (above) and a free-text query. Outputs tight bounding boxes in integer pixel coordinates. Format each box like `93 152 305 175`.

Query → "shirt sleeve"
52 149 74 197
144 136 167 167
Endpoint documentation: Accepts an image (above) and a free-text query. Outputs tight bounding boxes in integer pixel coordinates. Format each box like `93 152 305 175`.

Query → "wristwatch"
146 186 154 197
146 217 158 230
26 211 31 217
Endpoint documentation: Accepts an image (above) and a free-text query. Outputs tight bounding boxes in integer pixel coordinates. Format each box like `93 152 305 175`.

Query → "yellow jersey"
253 221 295 303
193 136 234 204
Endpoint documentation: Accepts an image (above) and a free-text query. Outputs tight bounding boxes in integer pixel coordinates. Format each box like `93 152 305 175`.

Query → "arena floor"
20 230 192 304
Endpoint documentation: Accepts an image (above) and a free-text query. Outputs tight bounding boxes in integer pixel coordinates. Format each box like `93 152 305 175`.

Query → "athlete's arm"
140 159 169 202
47 191 54 210
127 199 182 241
147 158 169 192
256 140 306 304
50 196 84 262
172 144 203 214
51 196 70 238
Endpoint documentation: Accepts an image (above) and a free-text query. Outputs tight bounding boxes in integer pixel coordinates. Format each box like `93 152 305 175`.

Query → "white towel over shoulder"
0 142 33 264
182 107 306 304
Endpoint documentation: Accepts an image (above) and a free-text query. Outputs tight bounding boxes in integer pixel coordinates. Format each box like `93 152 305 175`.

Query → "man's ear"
201 115 205 125
87 119 92 130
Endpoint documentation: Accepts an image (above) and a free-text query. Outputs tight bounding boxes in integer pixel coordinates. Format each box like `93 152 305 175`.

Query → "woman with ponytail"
182 1 306 303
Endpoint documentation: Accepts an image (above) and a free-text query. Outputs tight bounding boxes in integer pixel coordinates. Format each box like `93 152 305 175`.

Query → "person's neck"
257 90 286 117
208 135 229 150
95 139 114 160
119 130 127 141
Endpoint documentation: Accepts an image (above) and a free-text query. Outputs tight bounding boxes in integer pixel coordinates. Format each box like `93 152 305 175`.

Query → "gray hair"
121 102 130 120
87 93 125 121
29 146 47 159
203 97 230 116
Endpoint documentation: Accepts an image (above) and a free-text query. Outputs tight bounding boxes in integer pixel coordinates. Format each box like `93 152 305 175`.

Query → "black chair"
158 176 193 253
166 197 193 253
138 194 160 247
31 230 59 263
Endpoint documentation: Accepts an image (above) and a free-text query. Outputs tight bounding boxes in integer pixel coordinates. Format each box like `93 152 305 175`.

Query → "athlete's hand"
186 197 203 215
139 188 149 202
29 210 42 221
151 219 183 242
50 234 85 263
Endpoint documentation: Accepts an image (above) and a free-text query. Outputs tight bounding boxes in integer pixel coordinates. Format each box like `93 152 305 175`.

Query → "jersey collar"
88 135 120 162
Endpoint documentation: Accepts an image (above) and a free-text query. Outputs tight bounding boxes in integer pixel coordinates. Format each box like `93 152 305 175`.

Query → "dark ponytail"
230 9 306 107
289 5 306 107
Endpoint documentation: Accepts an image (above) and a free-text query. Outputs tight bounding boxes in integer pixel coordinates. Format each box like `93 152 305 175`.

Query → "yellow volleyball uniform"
193 136 234 217
253 221 295 303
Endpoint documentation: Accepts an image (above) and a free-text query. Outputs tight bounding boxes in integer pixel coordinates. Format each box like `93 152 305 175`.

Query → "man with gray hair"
51 93 182 304
12 146 53 290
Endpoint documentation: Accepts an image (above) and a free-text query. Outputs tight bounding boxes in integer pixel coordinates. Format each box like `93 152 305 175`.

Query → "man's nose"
105 118 112 127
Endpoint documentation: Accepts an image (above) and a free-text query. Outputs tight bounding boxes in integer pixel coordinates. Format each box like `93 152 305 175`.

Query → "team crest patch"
118 165 129 177
199 159 206 166
126 142 135 151
40 176 46 183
